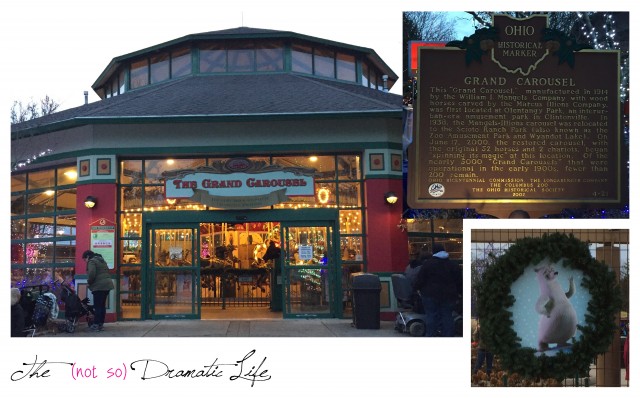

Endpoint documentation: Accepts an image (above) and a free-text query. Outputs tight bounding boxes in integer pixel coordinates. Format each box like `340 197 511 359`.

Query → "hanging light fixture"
384 192 398 205
84 196 97 208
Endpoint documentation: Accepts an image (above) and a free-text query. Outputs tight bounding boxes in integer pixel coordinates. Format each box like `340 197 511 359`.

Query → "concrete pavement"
38 318 407 337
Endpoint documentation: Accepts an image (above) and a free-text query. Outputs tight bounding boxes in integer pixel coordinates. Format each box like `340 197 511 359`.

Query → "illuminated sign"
163 158 315 209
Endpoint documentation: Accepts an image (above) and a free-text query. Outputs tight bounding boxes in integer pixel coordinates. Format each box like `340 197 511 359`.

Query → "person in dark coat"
11 288 26 337
84 250 115 332
404 244 432 288
412 243 462 337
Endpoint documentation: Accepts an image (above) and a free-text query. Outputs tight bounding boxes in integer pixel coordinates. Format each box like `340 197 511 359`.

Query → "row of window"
9 155 370 298
102 40 389 98
11 166 78 277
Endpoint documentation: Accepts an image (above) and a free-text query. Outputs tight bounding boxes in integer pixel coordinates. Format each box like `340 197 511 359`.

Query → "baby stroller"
391 274 427 337
19 284 58 337
59 283 95 333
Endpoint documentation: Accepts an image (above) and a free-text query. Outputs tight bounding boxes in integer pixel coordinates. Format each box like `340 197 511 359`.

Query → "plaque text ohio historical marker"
408 15 621 217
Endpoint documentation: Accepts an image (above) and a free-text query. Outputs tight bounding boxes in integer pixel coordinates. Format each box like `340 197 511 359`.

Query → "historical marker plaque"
408 15 621 216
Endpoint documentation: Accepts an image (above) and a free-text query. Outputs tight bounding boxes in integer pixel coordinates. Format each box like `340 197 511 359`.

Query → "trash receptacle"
351 272 381 329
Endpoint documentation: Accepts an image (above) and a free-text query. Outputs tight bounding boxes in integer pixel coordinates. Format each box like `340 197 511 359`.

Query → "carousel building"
10 27 411 322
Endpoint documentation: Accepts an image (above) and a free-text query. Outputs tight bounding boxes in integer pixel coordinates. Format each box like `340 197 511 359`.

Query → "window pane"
207 156 270 166
338 182 361 207
407 218 433 233
55 267 75 285
111 78 119 96
315 183 336 206
339 210 362 234
28 191 55 214
130 59 149 89
120 266 142 291
121 160 143 184
28 169 54 190
314 47 334 78
26 242 54 264
55 215 76 237
361 62 370 87
120 266 142 319
11 194 25 215
27 217 55 238
145 158 206 184
336 52 356 82
337 155 361 180
171 48 191 78
56 188 76 211
122 187 142 211
150 53 170 83
23 266 53 285
12 219 25 239
340 236 363 261
256 42 283 71
200 43 226 73
433 218 463 234
228 42 254 72
121 240 142 264
144 186 166 208
292 44 313 74
11 243 25 265
119 70 126 93
55 241 76 263
273 155 336 179
57 166 78 186
122 213 142 238
12 174 26 192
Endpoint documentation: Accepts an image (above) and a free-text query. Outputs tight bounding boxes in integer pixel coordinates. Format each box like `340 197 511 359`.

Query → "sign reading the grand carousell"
409 14 621 214
163 158 315 209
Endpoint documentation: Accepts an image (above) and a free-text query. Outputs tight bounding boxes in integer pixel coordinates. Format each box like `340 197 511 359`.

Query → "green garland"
477 232 622 380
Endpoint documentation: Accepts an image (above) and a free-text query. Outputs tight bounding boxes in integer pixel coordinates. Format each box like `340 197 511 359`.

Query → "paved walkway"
37 318 406 338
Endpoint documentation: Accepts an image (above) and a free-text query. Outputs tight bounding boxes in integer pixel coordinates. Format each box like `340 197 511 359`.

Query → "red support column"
76 183 118 321
364 178 408 273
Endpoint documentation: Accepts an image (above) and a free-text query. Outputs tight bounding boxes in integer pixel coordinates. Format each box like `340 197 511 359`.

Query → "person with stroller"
11 288 26 337
412 243 462 337
83 250 114 332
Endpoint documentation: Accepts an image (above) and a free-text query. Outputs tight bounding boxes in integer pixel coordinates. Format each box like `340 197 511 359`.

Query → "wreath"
477 232 622 380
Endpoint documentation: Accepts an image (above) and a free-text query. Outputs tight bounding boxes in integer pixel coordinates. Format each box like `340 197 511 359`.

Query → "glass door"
281 224 336 318
149 226 200 319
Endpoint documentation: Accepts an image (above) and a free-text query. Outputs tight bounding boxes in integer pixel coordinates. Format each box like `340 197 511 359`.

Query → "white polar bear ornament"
534 260 577 352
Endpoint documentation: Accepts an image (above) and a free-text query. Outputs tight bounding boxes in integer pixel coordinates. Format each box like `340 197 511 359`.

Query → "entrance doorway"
149 226 200 319
199 221 279 319
139 209 343 320
282 224 335 317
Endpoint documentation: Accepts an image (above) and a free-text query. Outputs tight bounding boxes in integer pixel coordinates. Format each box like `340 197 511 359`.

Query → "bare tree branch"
10 96 60 124
404 11 458 42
